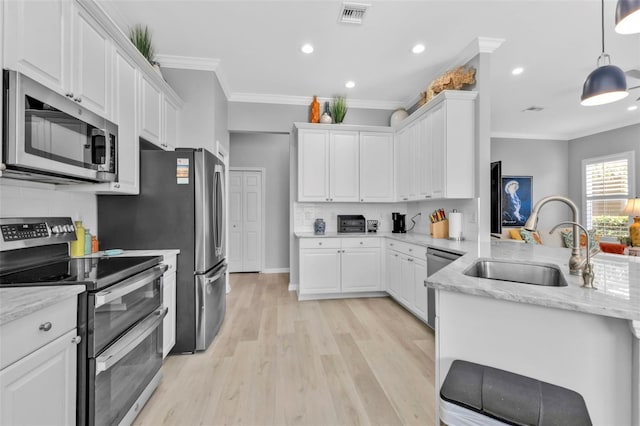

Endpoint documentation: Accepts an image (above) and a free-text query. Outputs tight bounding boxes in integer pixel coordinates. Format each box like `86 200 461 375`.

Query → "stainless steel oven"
2 69 118 184
0 217 166 426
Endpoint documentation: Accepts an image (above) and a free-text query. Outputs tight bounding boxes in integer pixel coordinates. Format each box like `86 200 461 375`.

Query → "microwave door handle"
94 264 168 307
95 307 168 375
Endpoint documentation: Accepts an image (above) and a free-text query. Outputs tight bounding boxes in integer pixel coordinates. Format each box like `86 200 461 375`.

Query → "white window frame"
581 151 635 239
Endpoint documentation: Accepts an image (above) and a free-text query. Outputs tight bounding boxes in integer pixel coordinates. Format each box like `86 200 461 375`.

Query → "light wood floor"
133 273 437 426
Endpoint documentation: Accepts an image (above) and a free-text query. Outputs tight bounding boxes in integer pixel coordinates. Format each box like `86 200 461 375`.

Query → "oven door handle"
94 264 168 308
95 306 168 376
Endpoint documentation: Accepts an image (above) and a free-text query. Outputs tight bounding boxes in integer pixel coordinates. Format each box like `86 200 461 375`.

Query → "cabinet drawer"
299 238 341 249
162 254 178 273
341 238 380 248
1 297 77 370
386 240 425 258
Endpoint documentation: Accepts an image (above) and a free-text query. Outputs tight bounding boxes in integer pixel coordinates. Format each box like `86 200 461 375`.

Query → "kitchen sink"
463 258 568 287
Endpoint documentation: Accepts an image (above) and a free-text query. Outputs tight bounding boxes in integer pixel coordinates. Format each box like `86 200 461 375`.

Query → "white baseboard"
262 268 290 274
288 282 298 292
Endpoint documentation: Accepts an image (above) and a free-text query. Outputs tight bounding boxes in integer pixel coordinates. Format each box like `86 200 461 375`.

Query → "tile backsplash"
0 180 97 234
294 202 406 233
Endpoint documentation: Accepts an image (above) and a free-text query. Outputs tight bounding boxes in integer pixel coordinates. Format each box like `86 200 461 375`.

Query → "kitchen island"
426 241 640 425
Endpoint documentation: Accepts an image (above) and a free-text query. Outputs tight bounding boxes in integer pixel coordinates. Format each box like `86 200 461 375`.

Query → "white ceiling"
102 0 640 140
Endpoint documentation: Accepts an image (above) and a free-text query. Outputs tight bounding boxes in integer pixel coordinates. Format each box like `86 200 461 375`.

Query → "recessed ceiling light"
301 44 314 54
512 67 524 75
628 105 638 111
345 81 355 89
412 44 425 54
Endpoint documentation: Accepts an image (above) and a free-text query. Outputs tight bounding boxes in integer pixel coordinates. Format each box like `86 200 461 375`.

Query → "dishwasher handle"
427 248 462 262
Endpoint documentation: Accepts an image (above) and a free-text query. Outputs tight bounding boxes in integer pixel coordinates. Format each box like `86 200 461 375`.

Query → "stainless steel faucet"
549 221 596 289
523 195 583 275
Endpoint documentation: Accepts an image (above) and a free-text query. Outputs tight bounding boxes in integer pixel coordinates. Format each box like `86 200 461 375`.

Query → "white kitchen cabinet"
139 73 162 146
412 257 427 320
329 131 359 202
385 249 401 298
386 240 428 322
0 296 79 426
417 114 433 200
161 253 178 358
298 238 382 298
163 95 179 150
395 125 414 201
360 132 394 202
298 129 330 201
3 0 111 118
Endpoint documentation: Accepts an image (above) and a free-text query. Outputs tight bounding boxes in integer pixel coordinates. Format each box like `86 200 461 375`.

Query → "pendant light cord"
601 0 605 54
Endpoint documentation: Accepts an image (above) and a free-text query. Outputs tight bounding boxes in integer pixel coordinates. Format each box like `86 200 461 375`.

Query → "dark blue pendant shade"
581 64 628 105
616 0 640 34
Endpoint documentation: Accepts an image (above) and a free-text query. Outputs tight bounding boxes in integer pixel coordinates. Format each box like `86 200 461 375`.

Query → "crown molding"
153 55 232 100
478 37 507 54
491 132 569 141
228 93 402 110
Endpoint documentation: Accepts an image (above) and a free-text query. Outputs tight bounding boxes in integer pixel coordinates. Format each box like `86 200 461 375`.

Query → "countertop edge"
0 285 85 326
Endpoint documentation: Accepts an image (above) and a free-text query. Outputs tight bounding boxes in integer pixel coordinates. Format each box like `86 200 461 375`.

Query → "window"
582 151 635 239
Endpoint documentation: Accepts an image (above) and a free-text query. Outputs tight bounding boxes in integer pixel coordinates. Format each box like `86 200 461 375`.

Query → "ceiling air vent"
339 2 370 25
521 106 545 112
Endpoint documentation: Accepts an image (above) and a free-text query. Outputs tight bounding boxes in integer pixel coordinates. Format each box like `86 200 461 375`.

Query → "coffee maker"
392 212 406 233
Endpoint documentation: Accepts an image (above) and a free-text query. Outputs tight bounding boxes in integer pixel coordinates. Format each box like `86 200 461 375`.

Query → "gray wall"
228 102 393 133
491 137 570 232
230 133 290 270
163 68 229 154
568 124 640 217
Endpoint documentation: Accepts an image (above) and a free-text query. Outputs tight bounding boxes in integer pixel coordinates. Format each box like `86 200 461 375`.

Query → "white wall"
0 181 97 234
491 137 569 233
568 123 640 221
230 133 290 270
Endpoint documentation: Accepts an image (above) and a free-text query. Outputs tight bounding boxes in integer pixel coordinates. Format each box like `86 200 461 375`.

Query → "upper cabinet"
296 124 394 203
4 0 111 117
139 73 162 145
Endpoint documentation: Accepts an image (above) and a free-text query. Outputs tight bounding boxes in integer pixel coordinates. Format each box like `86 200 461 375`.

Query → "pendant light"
615 0 640 34
581 0 629 106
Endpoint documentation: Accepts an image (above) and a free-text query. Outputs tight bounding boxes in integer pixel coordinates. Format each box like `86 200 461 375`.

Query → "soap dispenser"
70 220 85 257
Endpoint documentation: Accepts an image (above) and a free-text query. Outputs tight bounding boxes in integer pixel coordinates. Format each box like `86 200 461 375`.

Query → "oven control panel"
0 217 76 251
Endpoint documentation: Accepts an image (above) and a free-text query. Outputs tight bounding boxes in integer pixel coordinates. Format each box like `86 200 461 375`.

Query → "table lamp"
622 197 640 246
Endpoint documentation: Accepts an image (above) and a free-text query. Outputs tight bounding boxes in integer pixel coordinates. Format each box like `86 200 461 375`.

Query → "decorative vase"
310 95 320 123
314 218 326 235
389 108 409 126
630 217 640 247
320 112 333 124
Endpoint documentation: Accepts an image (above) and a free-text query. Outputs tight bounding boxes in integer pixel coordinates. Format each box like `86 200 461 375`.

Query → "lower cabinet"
161 253 178 359
0 296 79 425
299 238 382 298
386 240 428 322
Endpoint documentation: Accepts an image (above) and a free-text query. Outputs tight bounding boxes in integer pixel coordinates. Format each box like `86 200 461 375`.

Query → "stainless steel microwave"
2 69 117 184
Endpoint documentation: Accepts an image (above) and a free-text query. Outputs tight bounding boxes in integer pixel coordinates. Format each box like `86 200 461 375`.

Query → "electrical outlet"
469 211 477 223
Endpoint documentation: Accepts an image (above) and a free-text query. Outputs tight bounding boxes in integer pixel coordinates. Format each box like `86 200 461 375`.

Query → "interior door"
228 170 263 272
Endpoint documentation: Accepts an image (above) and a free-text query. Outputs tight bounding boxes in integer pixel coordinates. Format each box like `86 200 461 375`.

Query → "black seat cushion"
440 360 592 426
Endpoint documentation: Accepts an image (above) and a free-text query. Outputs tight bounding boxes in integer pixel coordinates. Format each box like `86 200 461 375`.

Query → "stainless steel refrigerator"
98 147 226 353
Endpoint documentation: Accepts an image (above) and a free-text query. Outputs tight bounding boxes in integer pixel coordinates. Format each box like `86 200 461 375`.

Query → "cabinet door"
0 329 77 426
341 247 381 292
162 271 177 358
329 131 359 202
386 250 401 297
163 96 179 150
71 5 110 117
443 98 475 198
412 258 428 320
139 74 162 145
360 132 394 202
396 126 414 201
399 256 415 306
110 48 139 193
3 0 70 92
298 129 330 201
430 103 445 198
299 249 341 294
417 115 433 200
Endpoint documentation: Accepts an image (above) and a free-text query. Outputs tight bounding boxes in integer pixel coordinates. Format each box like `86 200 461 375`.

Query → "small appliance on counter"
337 215 366 233
367 220 378 233
392 212 406 233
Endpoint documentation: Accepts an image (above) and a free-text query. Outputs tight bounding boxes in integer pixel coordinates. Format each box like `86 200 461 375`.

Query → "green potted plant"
331 97 348 124
129 24 161 73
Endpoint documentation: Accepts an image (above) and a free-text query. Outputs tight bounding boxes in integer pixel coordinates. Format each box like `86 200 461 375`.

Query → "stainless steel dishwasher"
426 247 462 329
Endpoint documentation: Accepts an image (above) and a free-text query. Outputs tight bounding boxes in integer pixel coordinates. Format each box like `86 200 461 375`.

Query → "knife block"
430 220 449 239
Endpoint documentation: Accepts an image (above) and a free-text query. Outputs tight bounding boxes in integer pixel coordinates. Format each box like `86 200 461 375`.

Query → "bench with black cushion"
440 360 592 425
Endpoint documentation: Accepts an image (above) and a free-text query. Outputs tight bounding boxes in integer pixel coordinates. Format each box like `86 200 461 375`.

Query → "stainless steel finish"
94 264 167 307
463 258 568 287
118 370 163 426
39 322 52 331
214 164 225 257
195 262 227 351
523 195 583 275
3 70 117 184
72 336 82 344
550 221 597 289
95 306 167 375
0 217 75 252
426 247 463 329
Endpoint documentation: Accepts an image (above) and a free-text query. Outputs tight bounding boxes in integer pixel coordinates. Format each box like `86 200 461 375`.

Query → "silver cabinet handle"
361 199 364 202
114 183 120 189
409 248 413 252
65 92 73 98
72 336 82 344
39 322 52 332
95 307 167 375
408 258 414 262
425 195 431 198
359 241 363 245
74 97 81 103
94 264 167 307
318 242 323 246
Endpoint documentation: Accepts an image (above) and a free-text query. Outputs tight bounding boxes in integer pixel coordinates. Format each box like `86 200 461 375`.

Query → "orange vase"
310 95 320 123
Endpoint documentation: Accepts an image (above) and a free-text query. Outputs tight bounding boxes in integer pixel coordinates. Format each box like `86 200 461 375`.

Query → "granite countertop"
0 285 85 326
84 249 180 258
425 240 640 322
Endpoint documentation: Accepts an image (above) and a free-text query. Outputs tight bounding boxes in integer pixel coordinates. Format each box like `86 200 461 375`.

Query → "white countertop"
296 231 640 321
84 249 180 258
0 285 85 326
